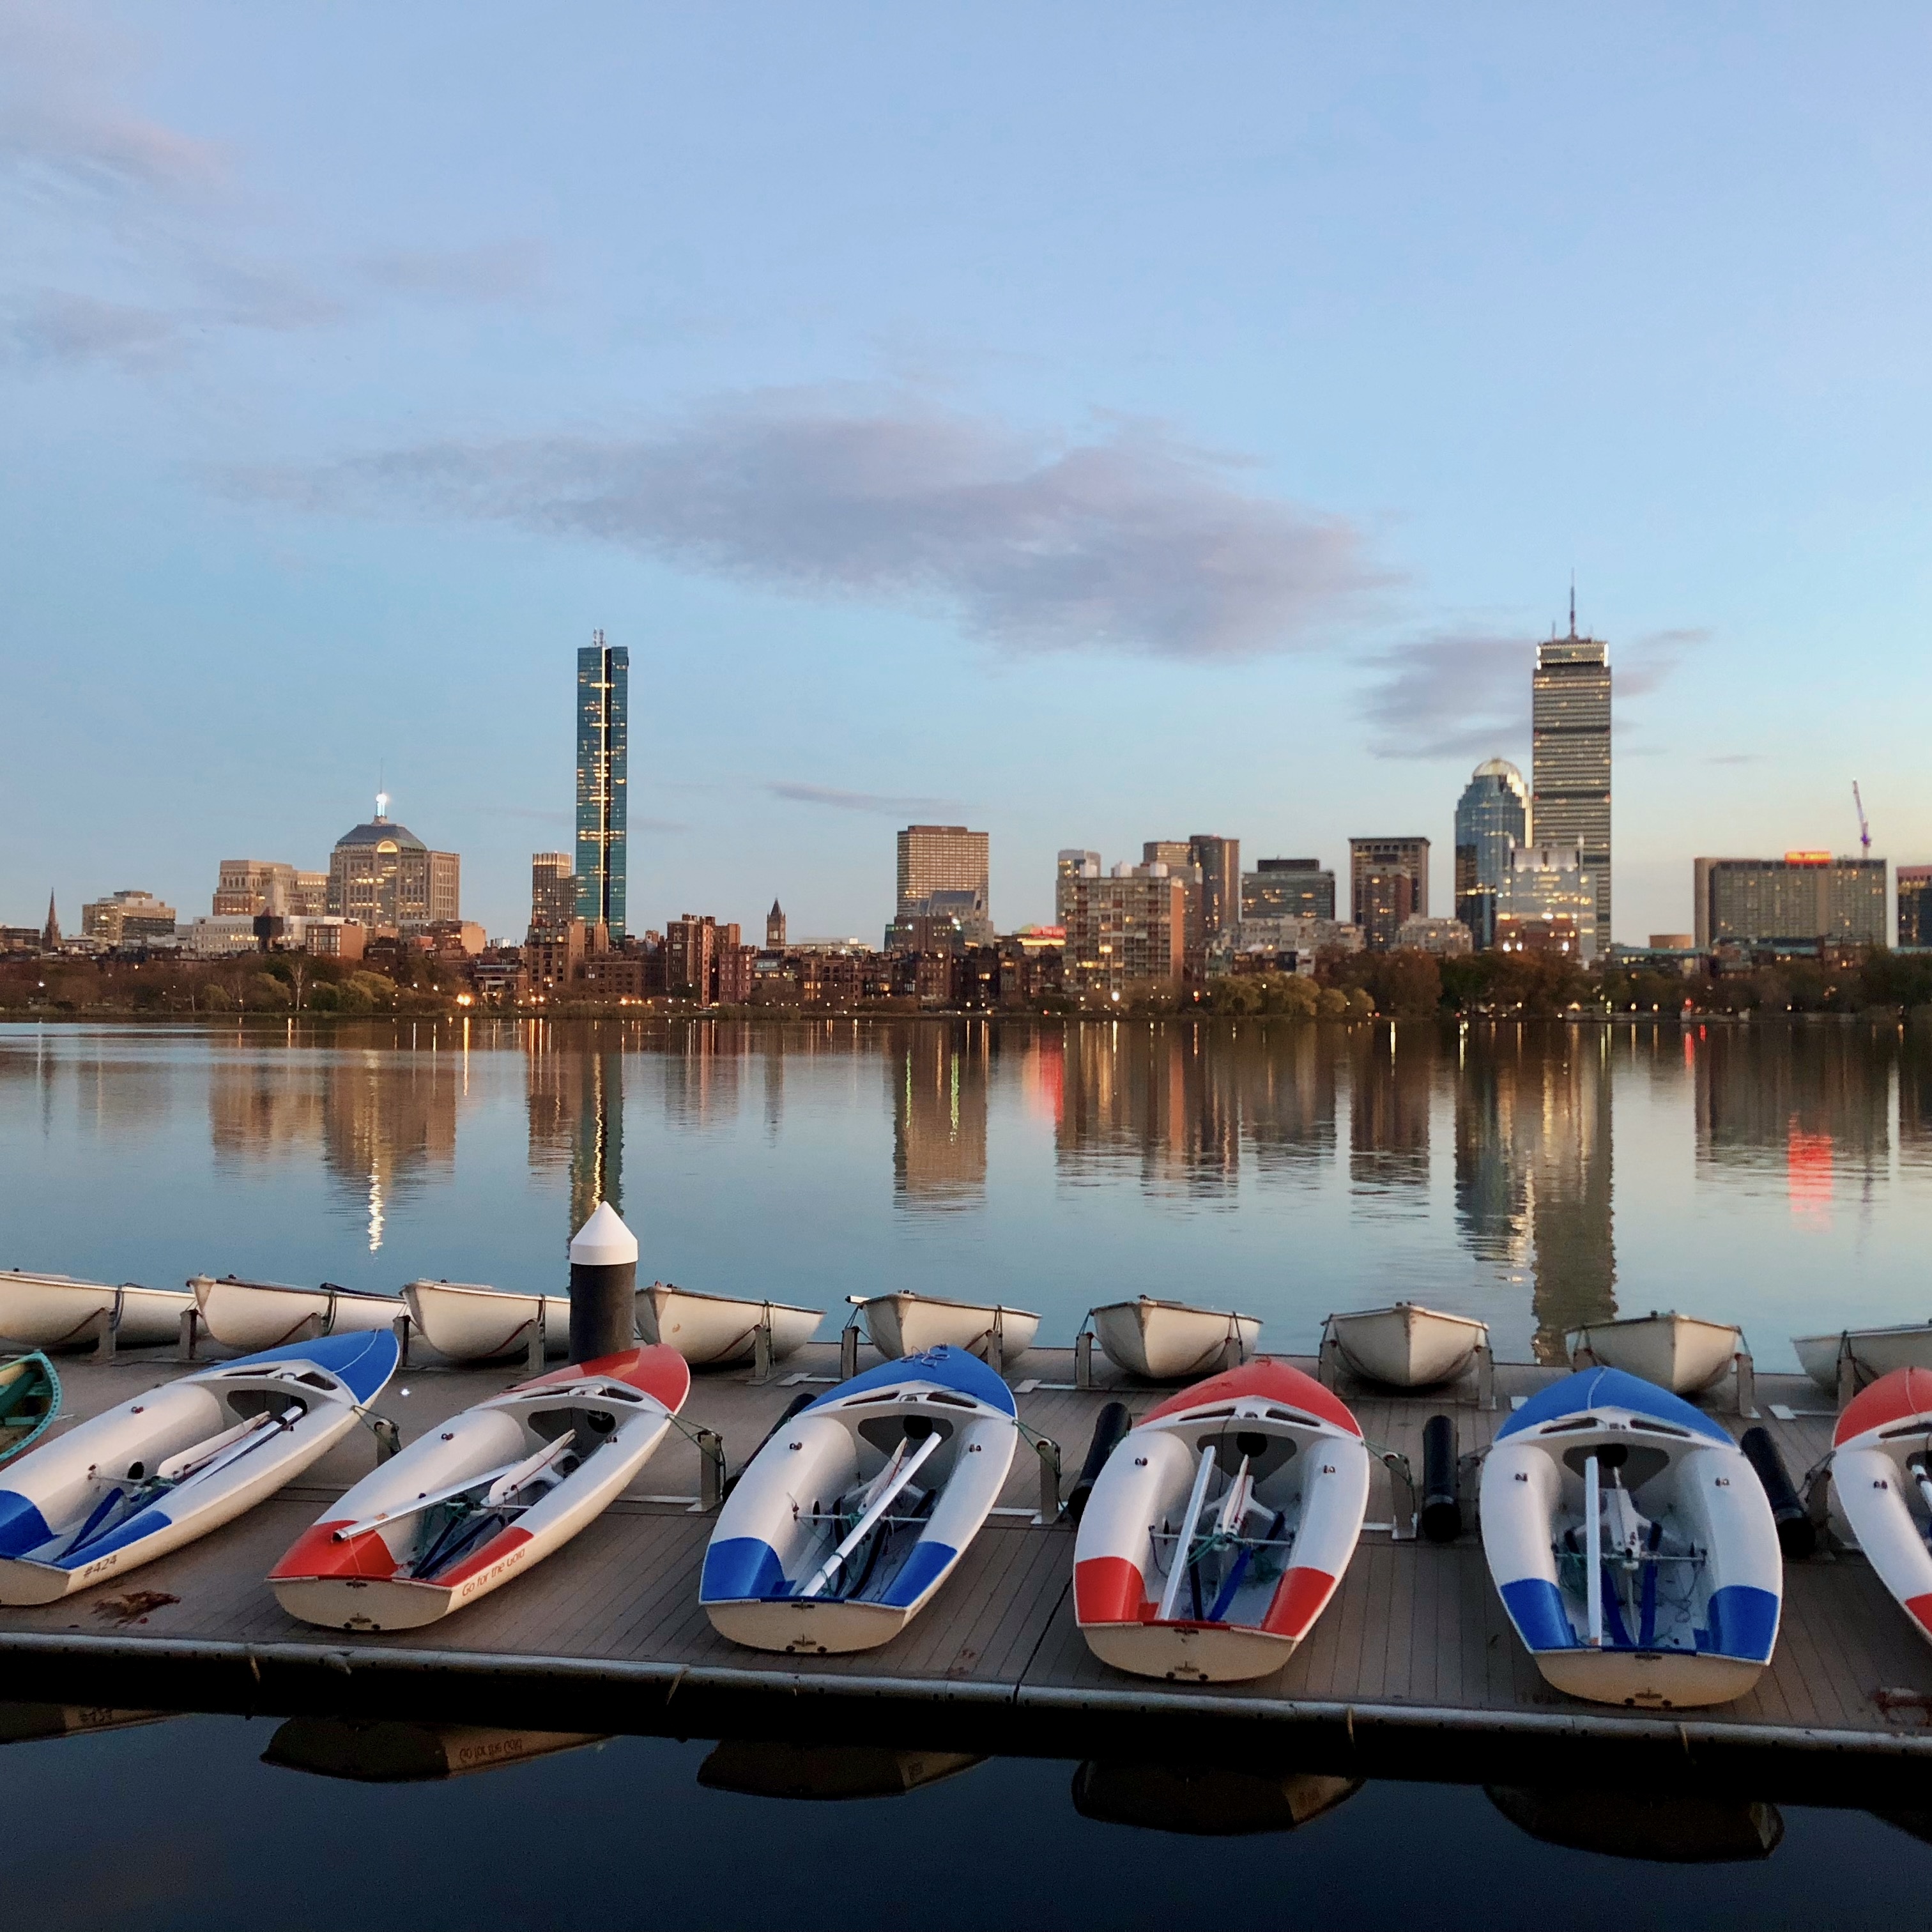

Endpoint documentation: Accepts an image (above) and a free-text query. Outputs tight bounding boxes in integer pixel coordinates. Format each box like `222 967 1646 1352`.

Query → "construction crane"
1853 781 1871 856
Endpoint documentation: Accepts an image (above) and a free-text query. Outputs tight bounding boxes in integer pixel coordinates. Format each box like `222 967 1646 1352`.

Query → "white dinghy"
1480 1367 1782 1708
1087 1298 1262 1381
402 1280 569 1363
1322 1303 1487 1388
1824 1367 1932 1647
0 1270 192 1351
1073 1361 1370 1683
850 1292 1038 1365
192 1275 406 1353
1569 1310 1741 1396
638 1283 822 1367
271 1344 689 1630
0 1331 398 1605
1793 1322 1932 1395
700 1345 1017 1653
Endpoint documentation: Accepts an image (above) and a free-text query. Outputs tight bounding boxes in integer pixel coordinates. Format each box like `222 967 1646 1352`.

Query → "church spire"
42 889 60 949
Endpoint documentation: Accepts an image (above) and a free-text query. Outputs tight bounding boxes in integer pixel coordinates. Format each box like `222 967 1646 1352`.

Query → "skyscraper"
1453 758 1529 949
1532 601 1611 955
1187 835 1241 938
576 632 628 936
1349 837 1429 951
530 852 576 936
1899 867 1932 947
897 825 989 917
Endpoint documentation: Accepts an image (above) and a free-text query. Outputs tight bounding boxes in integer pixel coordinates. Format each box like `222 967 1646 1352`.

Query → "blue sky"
5 3 1929 942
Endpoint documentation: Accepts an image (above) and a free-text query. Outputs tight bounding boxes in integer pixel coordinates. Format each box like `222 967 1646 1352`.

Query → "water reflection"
263 1716 607 1782
526 1024 624 1244
891 1025 988 1209
1071 1759 1360 1835
1485 1784 1783 1862
697 1739 985 1800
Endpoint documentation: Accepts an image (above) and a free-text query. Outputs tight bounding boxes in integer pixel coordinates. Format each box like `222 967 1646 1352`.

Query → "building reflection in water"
208 1027 458 1253
1455 1027 1615 1361
891 1023 988 1211
1349 1025 1434 1201
526 1022 624 1246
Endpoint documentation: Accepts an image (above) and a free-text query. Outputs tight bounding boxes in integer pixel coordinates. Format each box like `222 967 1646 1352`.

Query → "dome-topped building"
326 793 459 935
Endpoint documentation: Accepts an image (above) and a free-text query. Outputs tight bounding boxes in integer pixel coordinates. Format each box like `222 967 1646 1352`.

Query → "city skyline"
9 12 1932 942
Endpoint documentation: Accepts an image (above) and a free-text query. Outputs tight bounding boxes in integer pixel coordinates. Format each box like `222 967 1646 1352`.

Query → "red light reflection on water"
1787 1121 1833 1224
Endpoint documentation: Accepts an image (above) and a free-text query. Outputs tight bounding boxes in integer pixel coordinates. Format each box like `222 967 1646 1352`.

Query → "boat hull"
1571 1313 1739 1395
1327 1303 1486 1388
1794 1324 1932 1393
703 1595 917 1655
1089 1300 1262 1381
638 1286 822 1365
193 1277 406 1354
1828 1368 1932 1646
0 1354 60 1470
402 1281 569 1362
0 1272 191 1351
857 1294 1039 1363
1078 1619 1301 1685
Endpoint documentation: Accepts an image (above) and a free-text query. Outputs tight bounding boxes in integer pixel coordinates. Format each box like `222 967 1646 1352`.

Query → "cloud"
6 289 180 367
768 782 953 817
1360 622 1712 760
358 241 549 304
238 388 1387 659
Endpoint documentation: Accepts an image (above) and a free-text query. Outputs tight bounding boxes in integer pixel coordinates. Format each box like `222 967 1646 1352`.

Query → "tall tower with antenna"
575 630 629 936
1531 586 1613 955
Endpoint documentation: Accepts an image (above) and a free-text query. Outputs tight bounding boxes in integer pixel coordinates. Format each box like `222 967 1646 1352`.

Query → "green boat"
0 1354 60 1469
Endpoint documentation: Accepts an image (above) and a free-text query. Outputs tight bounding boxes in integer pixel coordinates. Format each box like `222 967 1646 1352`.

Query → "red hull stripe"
435 1524 534 1591
1262 1565 1337 1639
269 1520 399 1583
1075 1555 1151 1626
1835 1366 1932 1447
1905 1592 1932 1637
1141 1360 1361 1438
510 1344 691 1413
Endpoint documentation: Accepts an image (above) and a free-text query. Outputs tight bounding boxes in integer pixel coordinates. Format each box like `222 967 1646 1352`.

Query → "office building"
576 632 629 935
1454 758 1529 949
1242 858 1336 923
1898 868 1932 948
213 861 326 919
81 889 178 947
1693 854 1887 949
1059 859 1187 995
1533 605 1611 954
1498 843 1598 961
665 916 743 1003
898 825 990 917
1142 841 1205 949
1207 917 1362 977
1396 915 1474 956
1187 836 1241 939
530 853 576 936
766 900 786 949
886 889 993 953
326 796 459 934
1055 850 1101 926
1349 838 1429 951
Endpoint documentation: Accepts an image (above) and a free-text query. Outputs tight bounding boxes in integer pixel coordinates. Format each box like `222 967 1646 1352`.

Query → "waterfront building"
1059 859 1187 996
1494 913 1583 958
898 825 990 917
1350 838 1429 951
576 632 629 935
1898 868 1932 947
1692 854 1887 949
1142 842 1205 948
766 899 786 949
1395 915 1475 956
1532 605 1612 954
1453 758 1529 949
1498 843 1598 960
664 916 742 1003
1242 858 1337 923
1188 835 1241 939
886 888 993 953
1649 933 1695 952
1055 850 1102 926
213 861 326 918
326 797 460 934
530 853 576 935
1206 917 1362 977
180 915 265 956
81 889 178 947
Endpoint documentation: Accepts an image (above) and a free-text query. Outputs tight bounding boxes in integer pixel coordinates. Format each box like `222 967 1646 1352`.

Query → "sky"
4 3 1930 943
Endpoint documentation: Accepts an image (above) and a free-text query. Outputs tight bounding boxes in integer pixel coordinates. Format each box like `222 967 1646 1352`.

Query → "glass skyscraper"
575 632 628 934
1532 606 1611 955
1453 757 1528 948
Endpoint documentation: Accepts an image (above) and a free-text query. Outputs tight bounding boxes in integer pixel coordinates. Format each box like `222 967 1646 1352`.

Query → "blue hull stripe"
700 1537 788 1604
1499 1577 1578 1652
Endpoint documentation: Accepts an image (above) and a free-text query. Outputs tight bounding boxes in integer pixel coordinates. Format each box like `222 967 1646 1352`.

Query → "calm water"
4 1016 1932 1929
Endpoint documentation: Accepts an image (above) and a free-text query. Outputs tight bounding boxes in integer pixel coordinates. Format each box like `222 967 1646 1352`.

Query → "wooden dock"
4 1342 1931 1798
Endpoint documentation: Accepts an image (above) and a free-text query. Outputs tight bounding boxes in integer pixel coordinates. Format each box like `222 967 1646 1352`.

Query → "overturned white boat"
0 1331 399 1604
1089 1298 1261 1381
1793 1322 1932 1395
850 1292 1038 1365
271 1344 689 1630
1570 1311 1741 1396
1480 1367 1782 1708
1324 1302 1487 1388
0 1270 191 1351
638 1283 822 1367
1827 1366 1932 1647
700 1345 1017 1653
192 1275 406 1354
402 1280 569 1363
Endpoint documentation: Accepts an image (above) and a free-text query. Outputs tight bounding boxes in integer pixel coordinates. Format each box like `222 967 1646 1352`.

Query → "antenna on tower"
1569 574 1577 638
375 760 388 823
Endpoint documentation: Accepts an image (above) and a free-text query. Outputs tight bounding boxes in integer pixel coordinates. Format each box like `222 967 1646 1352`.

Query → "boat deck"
2 1342 1929 1794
